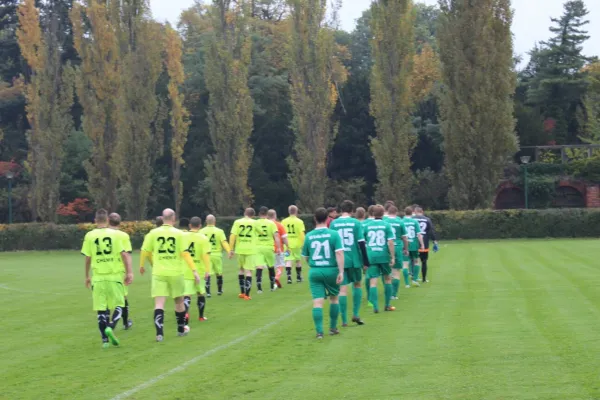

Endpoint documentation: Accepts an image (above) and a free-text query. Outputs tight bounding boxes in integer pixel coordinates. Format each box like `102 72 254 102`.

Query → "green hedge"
1 209 600 251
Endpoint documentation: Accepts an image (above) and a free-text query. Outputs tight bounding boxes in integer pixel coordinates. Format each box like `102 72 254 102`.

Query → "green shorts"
309 267 340 299
184 279 206 295
255 248 275 267
343 268 363 285
151 274 185 298
392 246 404 269
366 263 392 279
237 254 256 271
285 248 302 262
405 250 420 261
210 255 223 275
123 284 129 297
92 281 125 311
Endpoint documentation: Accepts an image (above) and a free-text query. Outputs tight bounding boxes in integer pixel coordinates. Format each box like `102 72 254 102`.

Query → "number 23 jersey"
81 228 127 281
141 225 187 276
231 217 258 255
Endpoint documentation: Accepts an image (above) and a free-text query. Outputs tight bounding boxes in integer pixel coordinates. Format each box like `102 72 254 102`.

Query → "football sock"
256 269 263 291
97 311 109 341
154 309 164 336
183 296 191 324
364 276 369 296
175 311 186 333
295 267 302 281
369 287 379 311
402 268 410 286
422 260 428 281
312 307 324 334
110 306 123 329
268 267 276 288
122 299 129 326
197 295 206 318
392 279 401 296
384 283 392 308
238 274 245 294
329 303 340 330
217 275 223 292
413 265 421 282
205 276 211 295
339 295 348 325
286 267 292 280
352 287 362 317
245 276 252 296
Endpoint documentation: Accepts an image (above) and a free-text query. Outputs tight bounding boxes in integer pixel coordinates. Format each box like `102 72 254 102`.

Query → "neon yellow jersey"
199 226 227 257
281 216 305 249
81 228 126 281
110 228 132 272
255 218 278 248
231 217 257 255
141 225 187 276
182 231 211 279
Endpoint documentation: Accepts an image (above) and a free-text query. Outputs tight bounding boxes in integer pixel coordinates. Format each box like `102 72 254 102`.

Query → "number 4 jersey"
141 225 188 276
81 228 127 282
363 219 395 265
329 216 365 268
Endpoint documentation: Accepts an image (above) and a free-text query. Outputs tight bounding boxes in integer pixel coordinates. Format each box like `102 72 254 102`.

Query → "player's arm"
221 240 231 253
273 229 281 254
387 238 395 267
228 223 238 258
139 233 153 274
299 221 306 245
417 228 425 249
84 256 92 288
120 251 133 285
334 233 345 284
357 225 369 267
429 219 438 243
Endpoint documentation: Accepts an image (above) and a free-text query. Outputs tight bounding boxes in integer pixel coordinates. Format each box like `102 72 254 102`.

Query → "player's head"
414 206 424 215
314 207 329 224
155 216 163 227
179 217 190 229
267 209 277 220
244 208 256 218
108 212 121 227
95 209 108 225
162 208 176 224
340 200 354 214
388 206 398 216
288 205 298 216
367 205 375 218
355 207 366 220
327 207 338 218
206 214 216 226
384 201 395 212
190 216 202 230
412 204 420 210
404 206 414 216
259 206 269 218
373 205 385 219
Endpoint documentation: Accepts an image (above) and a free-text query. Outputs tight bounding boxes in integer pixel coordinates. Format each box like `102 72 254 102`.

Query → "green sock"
339 295 348 325
369 287 379 311
329 303 340 330
392 278 400 296
413 265 421 281
364 276 369 296
402 268 410 285
352 287 362 317
312 308 323 334
384 283 392 308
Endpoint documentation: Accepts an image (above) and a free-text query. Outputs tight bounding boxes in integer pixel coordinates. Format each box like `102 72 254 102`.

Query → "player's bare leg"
154 296 167 341
275 266 283 288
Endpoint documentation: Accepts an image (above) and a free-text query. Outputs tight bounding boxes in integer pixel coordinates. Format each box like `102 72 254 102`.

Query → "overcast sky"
152 0 600 60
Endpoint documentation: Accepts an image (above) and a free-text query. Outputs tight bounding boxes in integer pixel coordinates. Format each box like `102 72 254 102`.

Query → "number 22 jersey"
230 217 258 255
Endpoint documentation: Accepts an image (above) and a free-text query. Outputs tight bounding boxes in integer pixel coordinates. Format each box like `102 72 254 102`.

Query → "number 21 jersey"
301 227 344 268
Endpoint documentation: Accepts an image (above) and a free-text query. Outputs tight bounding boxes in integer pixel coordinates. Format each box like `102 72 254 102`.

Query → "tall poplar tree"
438 0 517 209
369 0 415 205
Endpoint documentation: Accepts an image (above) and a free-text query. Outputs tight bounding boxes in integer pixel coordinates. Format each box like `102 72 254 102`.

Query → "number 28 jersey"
141 225 187 277
363 219 395 264
231 217 258 255
329 216 365 269
81 228 127 282
301 227 344 268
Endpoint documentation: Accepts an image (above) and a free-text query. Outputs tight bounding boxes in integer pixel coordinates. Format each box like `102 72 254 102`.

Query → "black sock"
422 260 428 281
205 276 211 295
176 311 186 333
183 296 191 324
197 295 206 318
217 275 223 292
154 309 164 336
296 267 302 280
122 299 129 326
238 274 245 294
286 267 292 280
98 311 108 342
256 269 263 291
245 276 252 296
110 306 123 329
268 267 276 288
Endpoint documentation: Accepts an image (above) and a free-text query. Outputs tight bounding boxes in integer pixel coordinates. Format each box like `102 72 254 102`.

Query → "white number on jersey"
340 228 354 247
311 240 331 260
367 230 386 247
419 221 427 234
407 225 416 239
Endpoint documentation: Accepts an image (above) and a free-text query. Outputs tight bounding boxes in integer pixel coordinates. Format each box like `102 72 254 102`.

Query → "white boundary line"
109 302 310 400
0 283 65 296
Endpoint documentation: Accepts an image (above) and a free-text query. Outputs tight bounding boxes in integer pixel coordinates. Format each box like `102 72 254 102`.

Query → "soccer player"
200 215 231 296
255 207 281 293
108 213 134 330
362 205 376 296
385 206 409 298
140 208 202 342
82 209 133 348
329 200 369 327
268 209 289 289
383 201 395 217
282 205 306 284
363 205 396 313
355 207 366 222
402 206 425 286
229 208 259 300
182 217 211 325
325 207 338 228
302 207 345 339
414 207 438 283
155 216 163 227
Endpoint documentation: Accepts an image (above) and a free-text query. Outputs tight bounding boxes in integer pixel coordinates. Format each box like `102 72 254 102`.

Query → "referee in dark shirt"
413 207 438 283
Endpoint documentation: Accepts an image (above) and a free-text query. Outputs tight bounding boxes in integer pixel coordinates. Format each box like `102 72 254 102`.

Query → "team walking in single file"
82 200 438 345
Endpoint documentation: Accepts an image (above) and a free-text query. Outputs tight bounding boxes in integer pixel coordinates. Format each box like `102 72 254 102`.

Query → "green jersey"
231 217 257 255
301 227 344 268
329 216 365 269
386 216 408 249
255 218 278 249
182 231 211 279
281 216 305 249
81 228 127 282
363 219 395 265
402 217 423 251
199 225 227 257
141 225 187 276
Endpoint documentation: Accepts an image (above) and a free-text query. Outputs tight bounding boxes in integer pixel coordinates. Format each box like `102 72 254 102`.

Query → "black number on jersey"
94 237 112 255
157 237 176 254
186 241 196 257
209 234 217 246
239 225 253 238
258 225 268 238
287 224 296 235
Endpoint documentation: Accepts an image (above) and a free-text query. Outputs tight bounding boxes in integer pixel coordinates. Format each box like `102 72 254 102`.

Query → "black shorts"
419 251 429 262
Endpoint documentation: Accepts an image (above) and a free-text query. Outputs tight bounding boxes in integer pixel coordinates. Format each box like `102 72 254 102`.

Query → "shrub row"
1 209 599 252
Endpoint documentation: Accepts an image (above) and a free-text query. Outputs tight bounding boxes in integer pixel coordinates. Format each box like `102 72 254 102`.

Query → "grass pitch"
1 240 600 400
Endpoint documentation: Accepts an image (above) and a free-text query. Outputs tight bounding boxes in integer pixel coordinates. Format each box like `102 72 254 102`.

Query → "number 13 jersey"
81 227 127 282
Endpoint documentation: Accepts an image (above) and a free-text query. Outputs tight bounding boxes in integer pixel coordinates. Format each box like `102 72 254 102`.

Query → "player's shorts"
184 279 206 295
285 248 302 262
151 274 185 298
366 263 392 279
210 255 223 275
123 284 129 297
419 250 429 262
392 246 404 269
408 250 420 261
342 268 363 285
275 253 285 268
92 281 125 311
237 254 257 271
309 267 340 299
255 248 275 267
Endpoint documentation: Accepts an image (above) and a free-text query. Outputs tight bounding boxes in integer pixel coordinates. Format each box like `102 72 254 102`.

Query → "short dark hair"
404 206 413 216
259 206 269 216
179 217 190 229
367 205 375 217
155 216 163 227
95 209 108 223
384 201 395 211
388 206 398 215
245 208 256 218
314 207 329 224
108 213 121 227
373 205 385 218
190 216 202 228
415 206 424 214
340 200 354 214
327 207 336 213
